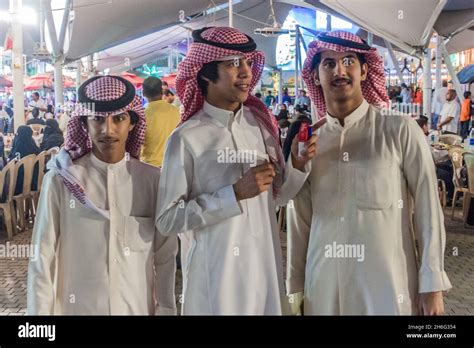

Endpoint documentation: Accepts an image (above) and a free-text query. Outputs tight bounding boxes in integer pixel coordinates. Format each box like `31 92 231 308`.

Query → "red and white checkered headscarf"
65 75 146 160
177 26 284 195
49 76 146 217
302 30 389 118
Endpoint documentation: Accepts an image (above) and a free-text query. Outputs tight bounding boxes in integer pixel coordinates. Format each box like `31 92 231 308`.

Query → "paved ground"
1 208 473 315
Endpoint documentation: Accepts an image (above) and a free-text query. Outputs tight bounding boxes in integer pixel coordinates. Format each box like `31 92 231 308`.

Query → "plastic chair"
13 154 36 231
30 151 47 213
0 159 18 239
462 153 474 227
449 147 469 220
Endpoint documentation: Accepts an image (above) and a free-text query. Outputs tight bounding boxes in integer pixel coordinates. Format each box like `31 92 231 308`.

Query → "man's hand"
290 134 317 172
232 162 276 201
418 291 445 315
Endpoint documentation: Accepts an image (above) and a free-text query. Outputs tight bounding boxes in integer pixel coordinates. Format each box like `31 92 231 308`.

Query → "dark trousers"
460 120 470 140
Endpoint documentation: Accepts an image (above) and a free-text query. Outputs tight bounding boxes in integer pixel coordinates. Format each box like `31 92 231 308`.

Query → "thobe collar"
326 99 369 129
90 152 128 174
203 101 243 127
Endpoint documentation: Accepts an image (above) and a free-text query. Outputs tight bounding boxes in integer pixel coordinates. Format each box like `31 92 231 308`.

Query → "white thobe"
156 101 309 315
287 100 452 315
27 152 178 315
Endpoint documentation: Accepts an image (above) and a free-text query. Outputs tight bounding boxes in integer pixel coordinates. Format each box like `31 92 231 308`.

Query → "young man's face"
86 112 135 162
313 50 367 104
446 90 456 101
207 58 252 108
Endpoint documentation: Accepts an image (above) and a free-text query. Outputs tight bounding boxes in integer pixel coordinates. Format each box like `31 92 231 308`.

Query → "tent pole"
10 0 25 132
440 40 464 102
76 59 82 95
278 68 283 107
294 25 300 98
384 40 404 85
435 35 442 89
422 48 432 119
54 56 64 107
228 0 233 28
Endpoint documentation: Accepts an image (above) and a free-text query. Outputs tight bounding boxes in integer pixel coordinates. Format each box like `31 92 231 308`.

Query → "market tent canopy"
93 0 292 73
308 0 474 55
457 64 474 84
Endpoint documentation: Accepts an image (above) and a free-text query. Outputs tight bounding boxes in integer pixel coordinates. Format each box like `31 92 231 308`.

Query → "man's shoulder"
129 157 161 175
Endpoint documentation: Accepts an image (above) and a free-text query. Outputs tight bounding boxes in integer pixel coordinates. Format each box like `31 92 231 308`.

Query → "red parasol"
121 72 144 89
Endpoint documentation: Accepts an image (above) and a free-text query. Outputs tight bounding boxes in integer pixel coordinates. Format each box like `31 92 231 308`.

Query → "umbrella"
121 72 144 89
0 76 13 88
457 64 474 84
24 73 76 91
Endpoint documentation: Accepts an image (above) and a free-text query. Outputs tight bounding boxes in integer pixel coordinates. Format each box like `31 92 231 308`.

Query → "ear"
312 70 320 86
360 62 368 81
129 123 135 132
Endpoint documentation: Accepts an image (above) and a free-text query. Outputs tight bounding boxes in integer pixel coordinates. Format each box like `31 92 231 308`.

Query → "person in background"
40 119 64 151
431 80 449 130
28 92 47 119
276 103 289 124
57 106 71 138
163 90 181 109
44 104 55 120
413 87 423 116
460 91 472 140
8 126 40 195
26 108 46 126
278 88 292 105
141 76 181 167
265 90 275 108
0 105 8 135
295 90 311 107
162 80 169 96
400 83 412 104
282 104 312 161
437 89 460 134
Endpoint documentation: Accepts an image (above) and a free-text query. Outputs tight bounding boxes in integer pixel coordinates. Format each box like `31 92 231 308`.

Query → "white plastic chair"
0 159 18 239
13 154 36 231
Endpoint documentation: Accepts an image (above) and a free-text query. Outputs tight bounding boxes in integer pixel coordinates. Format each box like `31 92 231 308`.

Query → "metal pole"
384 39 405 84
435 35 442 89
228 0 233 28
10 0 25 132
294 25 300 98
367 32 373 47
440 40 464 103
76 59 82 94
54 57 64 107
423 48 432 119
278 68 283 107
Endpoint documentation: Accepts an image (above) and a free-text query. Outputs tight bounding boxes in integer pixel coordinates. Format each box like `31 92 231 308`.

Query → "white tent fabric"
95 0 293 72
315 0 474 55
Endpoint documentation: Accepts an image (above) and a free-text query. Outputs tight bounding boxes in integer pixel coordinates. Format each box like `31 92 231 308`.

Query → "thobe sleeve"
153 225 178 315
286 178 312 294
401 118 452 293
27 171 61 315
276 156 311 207
156 131 242 236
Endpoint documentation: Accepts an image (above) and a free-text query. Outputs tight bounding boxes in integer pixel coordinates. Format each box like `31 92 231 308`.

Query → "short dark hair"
162 81 169 87
464 91 471 99
442 80 448 87
416 115 428 128
164 90 175 97
143 77 163 98
311 52 367 74
197 61 219 96
32 92 40 98
32 108 40 118
255 92 262 98
80 111 139 126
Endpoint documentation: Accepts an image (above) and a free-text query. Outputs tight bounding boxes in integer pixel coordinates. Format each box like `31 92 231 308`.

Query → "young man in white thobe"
156 27 317 315
287 31 452 315
27 76 178 315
